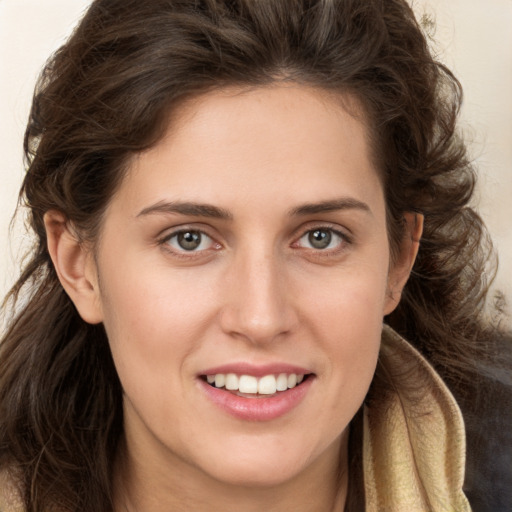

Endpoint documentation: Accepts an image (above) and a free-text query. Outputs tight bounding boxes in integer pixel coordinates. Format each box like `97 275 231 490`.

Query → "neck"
114 431 349 512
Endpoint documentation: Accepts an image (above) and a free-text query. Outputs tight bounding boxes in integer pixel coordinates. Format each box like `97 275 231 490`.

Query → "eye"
165 230 215 252
297 228 346 250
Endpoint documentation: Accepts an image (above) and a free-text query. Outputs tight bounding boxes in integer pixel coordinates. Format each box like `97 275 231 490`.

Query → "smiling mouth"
201 372 311 398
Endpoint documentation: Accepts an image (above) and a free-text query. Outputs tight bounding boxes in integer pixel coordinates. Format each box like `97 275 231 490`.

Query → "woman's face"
88 85 405 488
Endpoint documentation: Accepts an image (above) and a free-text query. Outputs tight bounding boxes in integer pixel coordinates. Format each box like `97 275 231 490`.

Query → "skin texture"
44 85 422 512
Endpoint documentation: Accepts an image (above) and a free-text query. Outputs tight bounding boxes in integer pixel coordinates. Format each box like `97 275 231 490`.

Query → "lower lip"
199 377 314 421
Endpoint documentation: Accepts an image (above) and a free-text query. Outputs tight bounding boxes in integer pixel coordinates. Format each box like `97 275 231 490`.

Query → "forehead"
111 84 384 220
162 85 371 161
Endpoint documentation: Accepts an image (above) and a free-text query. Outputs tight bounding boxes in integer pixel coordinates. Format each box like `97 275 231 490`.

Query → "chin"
206 458 305 488
193 432 337 489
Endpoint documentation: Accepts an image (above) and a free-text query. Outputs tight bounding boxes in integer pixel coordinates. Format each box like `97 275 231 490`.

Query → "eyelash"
158 228 220 259
158 225 352 259
293 226 351 254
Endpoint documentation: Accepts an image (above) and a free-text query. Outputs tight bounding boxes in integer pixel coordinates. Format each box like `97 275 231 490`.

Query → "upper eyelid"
293 222 352 241
296 228 348 245
300 227 346 238
158 224 218 241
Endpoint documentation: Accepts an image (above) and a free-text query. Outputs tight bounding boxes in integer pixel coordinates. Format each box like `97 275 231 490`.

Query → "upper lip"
199 362 313 377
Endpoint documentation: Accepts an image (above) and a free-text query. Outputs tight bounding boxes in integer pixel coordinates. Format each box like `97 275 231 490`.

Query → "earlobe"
44 210 103 324
383 212 424 315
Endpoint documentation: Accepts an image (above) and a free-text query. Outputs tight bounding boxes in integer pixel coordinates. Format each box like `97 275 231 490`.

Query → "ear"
44 210 103 324
383 212 424 315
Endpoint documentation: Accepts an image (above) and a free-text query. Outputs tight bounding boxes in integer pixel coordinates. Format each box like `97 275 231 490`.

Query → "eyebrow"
137 201 233 220
288 198 372 216
137 197 371 220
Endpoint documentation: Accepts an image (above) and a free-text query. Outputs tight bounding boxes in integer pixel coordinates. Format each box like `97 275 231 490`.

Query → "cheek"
302 254 389 330
97 256 220 389
278 265 386 457
299 259 388 385
97 263 224 447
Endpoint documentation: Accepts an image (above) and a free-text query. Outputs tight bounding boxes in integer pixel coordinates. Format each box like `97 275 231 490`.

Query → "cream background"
1 0 511 324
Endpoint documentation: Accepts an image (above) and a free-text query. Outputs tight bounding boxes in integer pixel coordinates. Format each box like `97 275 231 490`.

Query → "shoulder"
461 330 512 512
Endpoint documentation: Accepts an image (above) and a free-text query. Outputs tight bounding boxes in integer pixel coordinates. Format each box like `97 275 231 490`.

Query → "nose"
219 248 297 346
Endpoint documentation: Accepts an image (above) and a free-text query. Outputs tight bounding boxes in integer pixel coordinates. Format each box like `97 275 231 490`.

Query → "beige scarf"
363 325 471 511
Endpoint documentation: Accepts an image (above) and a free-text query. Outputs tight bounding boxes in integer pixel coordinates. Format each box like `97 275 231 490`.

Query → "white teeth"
239 375 258 394
276 373 288 391
258 375 277 395
214 374 225 388
207 372 307 394
287 374 297 389
225 373 239 390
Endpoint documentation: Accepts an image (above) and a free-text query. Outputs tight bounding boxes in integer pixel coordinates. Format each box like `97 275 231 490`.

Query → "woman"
0 0 509 510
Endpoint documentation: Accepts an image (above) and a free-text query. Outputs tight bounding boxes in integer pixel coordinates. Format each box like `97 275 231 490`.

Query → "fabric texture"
363 325 471 511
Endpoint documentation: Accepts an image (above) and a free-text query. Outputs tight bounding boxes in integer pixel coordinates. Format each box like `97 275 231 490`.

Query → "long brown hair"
0 0 508 510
